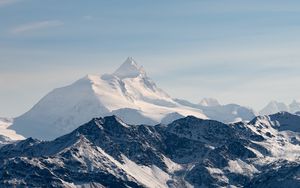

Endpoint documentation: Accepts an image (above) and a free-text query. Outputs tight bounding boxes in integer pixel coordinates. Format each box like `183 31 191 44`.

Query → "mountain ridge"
7 57 297 142
260 100 300 115
2 112 300 187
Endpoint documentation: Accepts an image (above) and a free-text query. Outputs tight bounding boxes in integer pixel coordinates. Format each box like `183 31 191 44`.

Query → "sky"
1 0 300 117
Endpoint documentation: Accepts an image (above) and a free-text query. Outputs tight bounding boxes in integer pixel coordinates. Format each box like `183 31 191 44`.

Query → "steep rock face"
3 112 300 187
245 161 300 188
250 112 300 132
1 116 171 187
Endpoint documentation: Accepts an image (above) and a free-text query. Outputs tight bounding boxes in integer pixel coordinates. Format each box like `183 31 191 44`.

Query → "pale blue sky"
1 0 300 117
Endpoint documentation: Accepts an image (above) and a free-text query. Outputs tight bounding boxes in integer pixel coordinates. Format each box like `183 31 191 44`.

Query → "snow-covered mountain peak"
259 100 289 115
250 111 300 133
113 57 146 79
199 97 220 106
11 57 208 140
92 115 130 129
259 99 300 115
8 57 257 141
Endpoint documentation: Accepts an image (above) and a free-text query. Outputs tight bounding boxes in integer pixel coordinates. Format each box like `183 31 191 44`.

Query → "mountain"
11 58 207 140
260 100 300 115
2 113 300 187
175 98 256 123
260 100 290 115
0 118 24 147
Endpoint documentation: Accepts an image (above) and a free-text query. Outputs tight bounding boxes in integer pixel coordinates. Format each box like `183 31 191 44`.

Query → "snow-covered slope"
3 113 300 187
175 98 256 123
260 100 300 115
0 118 24 146
11 58 207 140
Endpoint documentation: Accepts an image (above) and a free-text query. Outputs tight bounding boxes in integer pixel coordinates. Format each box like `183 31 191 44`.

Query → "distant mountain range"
0 58 297 142
2 112 300 187
260 100 300 115
9 58 256 140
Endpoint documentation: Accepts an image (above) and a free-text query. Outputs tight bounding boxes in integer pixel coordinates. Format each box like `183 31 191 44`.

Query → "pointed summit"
113 57 146 79
259 100 289 115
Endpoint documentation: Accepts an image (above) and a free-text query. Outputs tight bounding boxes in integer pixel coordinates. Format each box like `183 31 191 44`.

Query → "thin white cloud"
0 0 20 7
11 20 64 34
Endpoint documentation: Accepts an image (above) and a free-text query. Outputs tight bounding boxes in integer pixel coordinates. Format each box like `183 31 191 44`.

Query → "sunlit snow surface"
11 58 207 140
0 118 24 146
